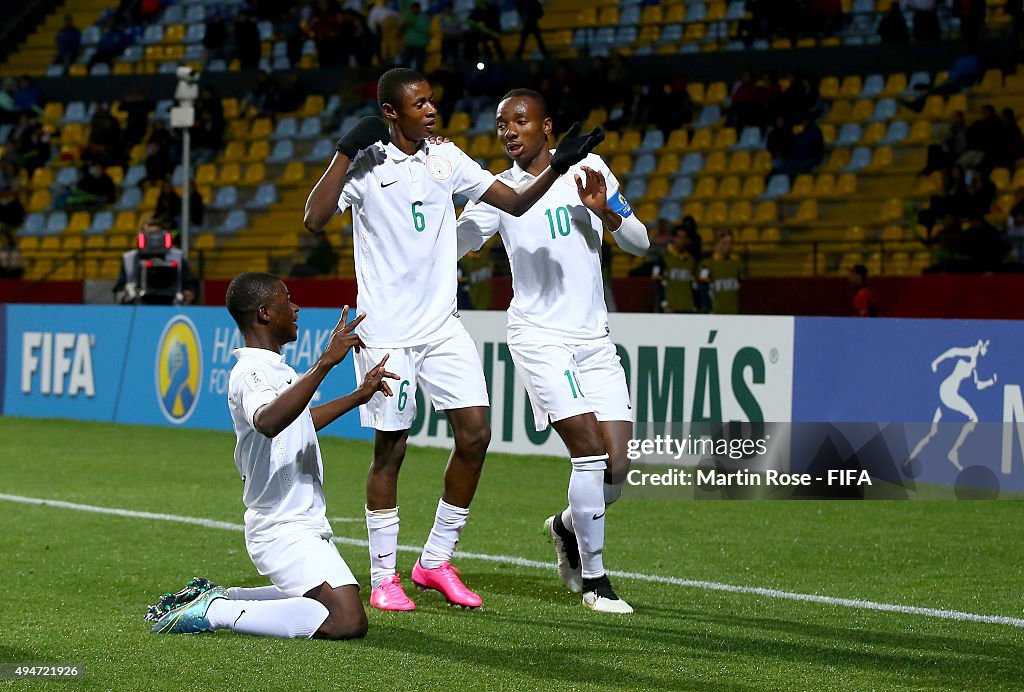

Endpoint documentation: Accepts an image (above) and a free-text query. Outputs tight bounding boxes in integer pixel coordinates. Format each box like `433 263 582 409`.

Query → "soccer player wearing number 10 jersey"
304 69 604 611
457 89 650 613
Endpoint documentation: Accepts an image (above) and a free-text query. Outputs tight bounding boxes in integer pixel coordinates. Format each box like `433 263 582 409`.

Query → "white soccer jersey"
457 152 621 342
228 347 331 542
338 140 496 347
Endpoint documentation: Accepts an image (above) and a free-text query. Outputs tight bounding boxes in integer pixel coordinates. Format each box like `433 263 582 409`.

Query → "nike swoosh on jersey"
380 180 398 188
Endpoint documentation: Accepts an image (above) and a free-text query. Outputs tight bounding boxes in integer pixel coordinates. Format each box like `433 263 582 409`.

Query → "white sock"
227 585 290 600
206 597 328 639
568 454 608 579
366 506 400 589
420 498 469 569
560 506 574 533
604 478 624 506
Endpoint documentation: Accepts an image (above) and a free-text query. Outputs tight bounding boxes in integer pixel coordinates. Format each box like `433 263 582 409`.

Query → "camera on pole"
170 66 199 257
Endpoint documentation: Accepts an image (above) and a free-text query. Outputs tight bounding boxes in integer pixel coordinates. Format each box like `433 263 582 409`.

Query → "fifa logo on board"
155 315 202 424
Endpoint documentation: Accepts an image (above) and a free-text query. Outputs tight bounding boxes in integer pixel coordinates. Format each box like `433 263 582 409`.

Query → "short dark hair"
378 67 427 112
226 272 280 330
499 88 547 116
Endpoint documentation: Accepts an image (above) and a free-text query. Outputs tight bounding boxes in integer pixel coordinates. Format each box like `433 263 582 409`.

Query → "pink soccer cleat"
369 573 416 611
411 560 483 608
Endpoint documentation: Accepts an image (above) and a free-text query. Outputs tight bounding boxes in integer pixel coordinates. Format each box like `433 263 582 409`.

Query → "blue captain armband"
607 189 633 218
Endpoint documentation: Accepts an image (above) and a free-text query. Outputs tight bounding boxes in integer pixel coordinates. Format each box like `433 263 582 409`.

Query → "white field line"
3 492 1023 629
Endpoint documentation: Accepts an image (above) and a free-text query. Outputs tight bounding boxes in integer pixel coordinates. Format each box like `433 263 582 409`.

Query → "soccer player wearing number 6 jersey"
304 69 604 611
456 89 650 614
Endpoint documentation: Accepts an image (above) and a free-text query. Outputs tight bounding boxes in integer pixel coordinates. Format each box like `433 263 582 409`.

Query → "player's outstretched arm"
304 116 389 232
575 166 650 256
253 308 366 437
478 123 605 217
311 353 400 430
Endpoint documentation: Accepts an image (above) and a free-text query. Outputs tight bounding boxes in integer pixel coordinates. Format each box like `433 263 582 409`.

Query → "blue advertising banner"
3 304 370 441
793 317 1024 494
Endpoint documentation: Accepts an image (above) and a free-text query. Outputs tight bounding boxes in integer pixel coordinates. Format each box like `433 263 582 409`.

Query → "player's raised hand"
551 123 606 174
335 116 390 158
426 135 452 145
322 305 366 366
359 353 400 402
575 165 608 214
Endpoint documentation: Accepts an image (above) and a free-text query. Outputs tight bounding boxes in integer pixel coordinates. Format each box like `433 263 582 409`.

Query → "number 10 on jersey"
545 206 571 239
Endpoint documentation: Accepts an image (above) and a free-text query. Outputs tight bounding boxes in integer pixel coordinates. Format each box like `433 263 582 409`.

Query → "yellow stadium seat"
705 151 726 174
599 131 621 154
975 69 1003 94
819 76 840 100
737 226 759 244
195 163 218 185
577 7 598 26
635 202 658 224
243 163 266 185
823 148 851 171
811 173 836 197
712 128 737 149
665 3 686 22
247 140 271 162
824 100 852 122
19 236 39 251
28 189 51 212
281 161 306 184
218 163 242 185
39 236 61 251
905 120 933 144
741 176 764 198
141 186 160 210
30 167 53 189
105 166 124 185
583 108 608 131
882 73 907 97
656 154 680 175
691 178 717 200
84 234 107 250
163 24 185 43
223 141 246 162
820 122 837 145
727 201 753 224
129 143 146 165
862 122 886 145
881 225 906 242
193 234 216 251
878 197 903 222
991 167 1011 191
1011 167 1024 189
787 174 814 199
794 200 818 223
686 82 705 104
706 1 727 21
686 129 712 151
617 130 642 153
469 135 493 158
752 150 772 173
488 158 506 175
850 100 873 122
944 93 967 118
727 151 752 174
113 211 137 233
641 4 664 23
609 155 632 179
643 177 670 202
61 123 86 147
839 76 863 99
866 146 893 171
222 98 240 120
67 211 91 234
69 64 87 77
299 94 325 118
717 175 741 198
706 201 728 224
836 173 857 195
664 128 688 152
63 235 83 250
684 22 706 42
447 111 471 135
704 82 728 105
761 226 781 246
249 118 273 140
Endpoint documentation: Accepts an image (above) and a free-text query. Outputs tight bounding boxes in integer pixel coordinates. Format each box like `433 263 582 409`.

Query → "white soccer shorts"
509 337 634 432
354 325 490 431
247 530 358 597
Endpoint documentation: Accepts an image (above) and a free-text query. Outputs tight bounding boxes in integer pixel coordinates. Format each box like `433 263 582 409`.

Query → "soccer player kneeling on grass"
456 89 649 613
146 272 397 638
303 68 603 611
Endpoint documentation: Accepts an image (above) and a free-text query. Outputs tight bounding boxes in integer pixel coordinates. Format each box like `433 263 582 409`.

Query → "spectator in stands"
728 72 760 132
657 225 698 314
277 5 306 68
439 3 467 65
468 0 505 64
117 89 153 147
154 179 182 227
11 76 43 116
905 0 941 42
400 2 430 71
203 12 232 66
309 0 345 68
808 0 844 38
962 168 996 219
920 110 968 176
0 228 24 279
878 3 910 43
772 116 824 181
290 230 339 278
10 116 51 173
954 0 986 46
235 9 263 70
276 71 308 113
0 160 23 194
68 163 116 210
85 104 125 167
0 79 17 124
144 121 175 184
368 0 402 64
54 14 81 69
89 20 128 69
902 50 982 112
243 71 281 117
0 186 25 235
344 9 377 67
960 104 1003 172
1005 188 1024 261
849 264 877 317
780 72 823 125
514 0 548 60
648 78 694 138
999 107 1024 167
699 229 742 315
961 214 1009 272
918 164 969 232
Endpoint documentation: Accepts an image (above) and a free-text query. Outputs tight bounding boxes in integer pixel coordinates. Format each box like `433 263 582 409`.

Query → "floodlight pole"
171 66 200 258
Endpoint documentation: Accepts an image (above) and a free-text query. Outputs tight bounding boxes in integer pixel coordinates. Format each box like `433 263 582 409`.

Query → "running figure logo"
907 340 997 470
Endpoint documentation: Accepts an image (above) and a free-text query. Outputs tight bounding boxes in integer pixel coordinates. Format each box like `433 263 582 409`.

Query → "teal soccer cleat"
145 577 223 622
150 587 228 634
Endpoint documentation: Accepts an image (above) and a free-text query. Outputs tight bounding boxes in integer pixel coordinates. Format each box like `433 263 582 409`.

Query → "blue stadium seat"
869 98 897 122
298 117 322 139
669 177 693 199
154 99 174 122
882 120 909 145
658 24 683 45
726 1 746 20
734 126 764 151
836 123 863 147
305 138 334 163
325 95 342 116
184 24 205 44
257 21 273 41
45 211 68 236
81 25 101 46
60 101 91 125
52 167 80 189
619 5 640 25
908 71 931 91
185 5 205 23
141 25 164 45
639 129 666 153
659 201 682 221
861 74 885 99
266 139 295 163
115 187 143 211
628 153 657 178
221 210 248 234
123 165 147 188
680 152 704 177
209 186 238 210
841 146 872 172
684 3 707 23
46 65 64 78
22 212 46 236
615 26 637 48
695 105 721 129
272 57 291 71
161 5 183 24
272 41 287 59
121 45 143 63
623 178 647 201
760 174 790 200
207 59 228 72
86 210 114 235
271 118 298 140
245 183 278 209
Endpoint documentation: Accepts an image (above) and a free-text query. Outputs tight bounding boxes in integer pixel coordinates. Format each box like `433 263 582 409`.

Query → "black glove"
550 123 606 174
335 116 390 158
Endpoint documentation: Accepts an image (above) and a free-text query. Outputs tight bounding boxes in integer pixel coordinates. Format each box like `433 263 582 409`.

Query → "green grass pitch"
1 416 1023 690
